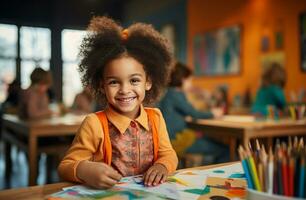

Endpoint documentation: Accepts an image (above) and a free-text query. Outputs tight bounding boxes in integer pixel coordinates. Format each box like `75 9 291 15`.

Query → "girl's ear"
145 79 152 91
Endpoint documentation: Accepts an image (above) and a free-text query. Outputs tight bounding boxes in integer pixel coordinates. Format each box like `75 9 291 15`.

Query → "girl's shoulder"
80 112 102 128
144 107 163 119
77 112 105 137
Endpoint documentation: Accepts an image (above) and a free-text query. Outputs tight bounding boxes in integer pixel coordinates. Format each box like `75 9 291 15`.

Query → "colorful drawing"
193 25 241 76
49 163 246 200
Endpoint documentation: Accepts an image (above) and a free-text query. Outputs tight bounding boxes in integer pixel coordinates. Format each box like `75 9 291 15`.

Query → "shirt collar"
104 105 149 134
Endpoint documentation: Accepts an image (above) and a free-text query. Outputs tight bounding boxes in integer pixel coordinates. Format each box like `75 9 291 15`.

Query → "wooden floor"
0 141 59 190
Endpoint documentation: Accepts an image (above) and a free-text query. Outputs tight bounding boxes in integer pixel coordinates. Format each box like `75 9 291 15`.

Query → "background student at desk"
251 62 287 117
17 67 66 183
158 62 229 166
70 86 96 114
19 67 54 119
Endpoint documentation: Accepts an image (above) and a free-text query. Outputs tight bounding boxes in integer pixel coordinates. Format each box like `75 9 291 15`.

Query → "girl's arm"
58 114 121 187
58 114 101 182
152 108 178 173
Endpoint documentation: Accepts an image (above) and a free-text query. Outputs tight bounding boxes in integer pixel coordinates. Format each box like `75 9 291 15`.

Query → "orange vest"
95 108 159 165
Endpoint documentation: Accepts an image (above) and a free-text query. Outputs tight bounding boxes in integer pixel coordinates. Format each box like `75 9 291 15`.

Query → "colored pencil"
237 137 306 197
288 157 295 196
260 144 268 192
282 156 289 196
246 149 262 191
258 163 264 191
299 158 305 198
277 149 283 195
268 147 274 194
238 146 254 189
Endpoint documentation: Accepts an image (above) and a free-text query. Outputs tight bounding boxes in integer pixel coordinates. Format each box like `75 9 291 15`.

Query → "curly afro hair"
78 16 173 106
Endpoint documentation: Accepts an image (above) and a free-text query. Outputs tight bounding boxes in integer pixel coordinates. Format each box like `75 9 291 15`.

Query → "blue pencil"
239 146 254 189
299 158 305 198
243 158 254 189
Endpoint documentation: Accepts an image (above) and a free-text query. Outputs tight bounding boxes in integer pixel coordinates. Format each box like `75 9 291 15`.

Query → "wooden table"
1 114 85 186
187 117 306 161
0 162 239 200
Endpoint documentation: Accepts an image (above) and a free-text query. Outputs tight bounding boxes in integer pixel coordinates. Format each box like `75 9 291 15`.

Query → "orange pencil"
282 156 289 196
260 144 268 192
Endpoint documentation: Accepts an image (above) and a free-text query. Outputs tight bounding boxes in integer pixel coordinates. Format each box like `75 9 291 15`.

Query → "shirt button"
130 121 136 128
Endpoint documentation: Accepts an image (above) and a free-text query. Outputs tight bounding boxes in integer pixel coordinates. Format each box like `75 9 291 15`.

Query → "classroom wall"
187 0 306 103
124 0 187 62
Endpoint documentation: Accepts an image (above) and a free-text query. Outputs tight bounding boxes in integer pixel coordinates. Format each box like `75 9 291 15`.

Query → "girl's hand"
143 163 168 187
77 160 122 189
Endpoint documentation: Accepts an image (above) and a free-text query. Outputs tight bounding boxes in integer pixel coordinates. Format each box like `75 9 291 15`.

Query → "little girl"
58 16 178 189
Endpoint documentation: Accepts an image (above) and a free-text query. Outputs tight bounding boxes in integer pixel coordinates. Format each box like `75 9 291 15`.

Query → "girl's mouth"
115 97 136 103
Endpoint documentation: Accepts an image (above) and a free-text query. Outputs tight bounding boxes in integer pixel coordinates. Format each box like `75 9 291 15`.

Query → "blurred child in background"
71 86 95 114
158 62 229 165
211 85 229 115
19 67 53 119
251 62 286 116
2 79 21 114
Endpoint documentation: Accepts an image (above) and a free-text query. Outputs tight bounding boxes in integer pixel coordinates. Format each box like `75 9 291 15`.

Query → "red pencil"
282 156 289 196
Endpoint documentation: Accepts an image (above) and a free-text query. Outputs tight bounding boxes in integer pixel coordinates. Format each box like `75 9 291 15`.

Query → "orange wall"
187 0 306 103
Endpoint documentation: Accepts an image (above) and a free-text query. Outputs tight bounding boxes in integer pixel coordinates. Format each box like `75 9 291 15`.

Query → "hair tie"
121 29 129 41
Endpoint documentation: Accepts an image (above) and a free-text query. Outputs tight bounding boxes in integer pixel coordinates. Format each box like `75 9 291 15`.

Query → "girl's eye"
108 80 118 85
130 78 141 84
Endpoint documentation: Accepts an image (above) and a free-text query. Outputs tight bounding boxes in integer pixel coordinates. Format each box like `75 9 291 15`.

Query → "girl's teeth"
119 97 134 102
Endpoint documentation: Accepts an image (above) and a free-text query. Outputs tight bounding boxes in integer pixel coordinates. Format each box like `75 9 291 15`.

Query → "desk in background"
0 161 240 200
1 114 85 186
187 116 306 161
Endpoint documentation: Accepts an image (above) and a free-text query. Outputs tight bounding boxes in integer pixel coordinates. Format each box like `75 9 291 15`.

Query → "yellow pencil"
247 149 262 191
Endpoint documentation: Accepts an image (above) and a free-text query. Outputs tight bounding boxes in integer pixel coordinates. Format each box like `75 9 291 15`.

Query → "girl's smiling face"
102 56 152 119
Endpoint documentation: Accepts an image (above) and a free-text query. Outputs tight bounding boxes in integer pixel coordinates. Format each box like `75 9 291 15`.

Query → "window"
20 26 51 89
62 29 86 107
0 24 17 103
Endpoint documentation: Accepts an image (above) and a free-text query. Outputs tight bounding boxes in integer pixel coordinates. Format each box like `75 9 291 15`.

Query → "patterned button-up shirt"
109 120 154 176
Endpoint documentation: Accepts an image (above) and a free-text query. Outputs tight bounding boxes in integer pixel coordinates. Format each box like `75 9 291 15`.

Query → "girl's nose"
119 83 131 94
